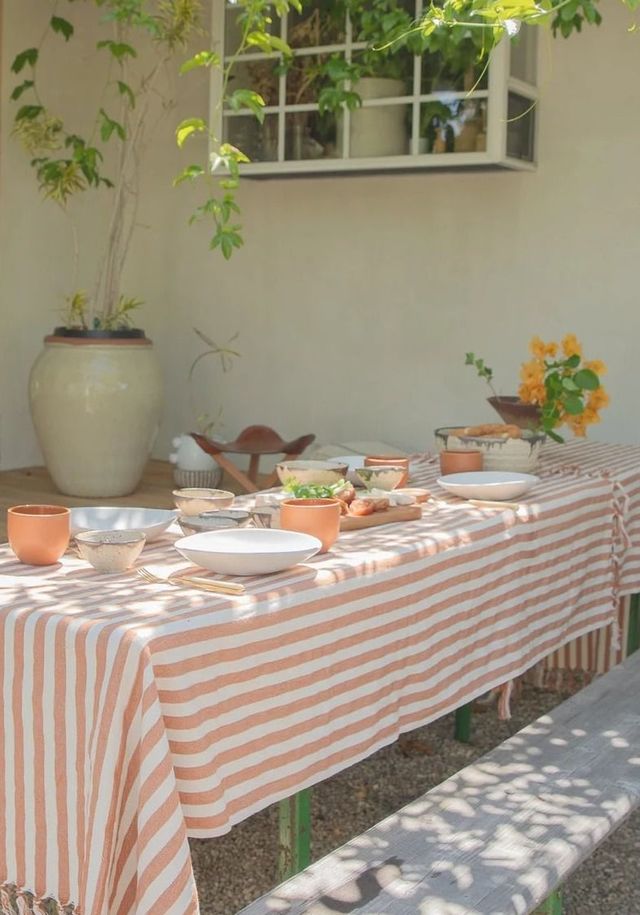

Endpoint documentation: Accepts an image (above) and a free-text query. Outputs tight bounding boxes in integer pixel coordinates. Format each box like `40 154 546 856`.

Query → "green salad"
283 480 347 499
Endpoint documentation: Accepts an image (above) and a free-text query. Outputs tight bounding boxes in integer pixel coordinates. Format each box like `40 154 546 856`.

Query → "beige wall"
1 2 639 470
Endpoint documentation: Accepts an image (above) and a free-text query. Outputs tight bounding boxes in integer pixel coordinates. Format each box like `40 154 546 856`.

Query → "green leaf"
573 368 600 390
15 104 43 121
176 117 207 147
179 50 220 74
563 394 584 415
97 39 137 61
227 89 266 123
99 108 125 142
173 164 205 186
565 353 581 369
561 377 579 392
11 48 39 74
117 80 135 108
50 16 74 41
11 80 34 100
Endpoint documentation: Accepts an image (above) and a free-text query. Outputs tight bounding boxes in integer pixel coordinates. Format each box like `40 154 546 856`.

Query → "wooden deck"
0 461 247 541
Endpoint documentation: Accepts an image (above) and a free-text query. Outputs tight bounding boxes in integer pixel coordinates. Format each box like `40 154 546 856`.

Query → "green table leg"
278 789 311 881
627 593 640 656
454 703 473 743
533 889 563 914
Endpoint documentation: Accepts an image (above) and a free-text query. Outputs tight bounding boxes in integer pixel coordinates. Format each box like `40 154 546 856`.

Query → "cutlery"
468 499 522 510
135 567 245 594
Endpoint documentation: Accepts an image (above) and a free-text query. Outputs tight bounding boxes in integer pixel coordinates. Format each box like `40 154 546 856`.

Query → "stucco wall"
1 1 638 469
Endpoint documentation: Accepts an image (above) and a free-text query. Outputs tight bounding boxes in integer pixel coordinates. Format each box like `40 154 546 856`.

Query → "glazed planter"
338 78 407 158
29 328 163 497
488 396 542 431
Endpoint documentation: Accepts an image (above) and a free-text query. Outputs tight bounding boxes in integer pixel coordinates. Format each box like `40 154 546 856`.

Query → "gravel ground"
190 684 640 915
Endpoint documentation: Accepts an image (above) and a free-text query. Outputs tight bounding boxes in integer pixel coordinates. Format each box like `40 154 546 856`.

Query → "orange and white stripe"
0 454 632 915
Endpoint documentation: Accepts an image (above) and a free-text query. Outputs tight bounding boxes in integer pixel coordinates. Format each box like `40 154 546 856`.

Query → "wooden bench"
239 652 640 915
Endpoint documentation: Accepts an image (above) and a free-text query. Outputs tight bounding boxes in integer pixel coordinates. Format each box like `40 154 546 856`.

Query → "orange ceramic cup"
439 450 483 475
364 455 410 487
7 504 71 566
280 498 341 553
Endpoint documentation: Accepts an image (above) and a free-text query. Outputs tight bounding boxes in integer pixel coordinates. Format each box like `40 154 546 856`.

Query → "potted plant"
8 3 206 496
465 334 610 441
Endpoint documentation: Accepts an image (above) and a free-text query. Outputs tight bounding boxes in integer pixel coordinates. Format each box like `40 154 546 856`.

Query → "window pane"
419 99 487 154
506 93 535 161
510 26 537 84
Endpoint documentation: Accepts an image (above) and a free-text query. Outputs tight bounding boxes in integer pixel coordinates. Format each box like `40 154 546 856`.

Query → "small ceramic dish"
250 508 279 529
276 460 348 488
177 510 251 535
354 466 406 491
75 529 146 573
172 488 235 516
70 506 177 541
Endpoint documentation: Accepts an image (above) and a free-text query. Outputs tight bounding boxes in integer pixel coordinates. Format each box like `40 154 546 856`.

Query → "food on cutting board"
283 480 392 517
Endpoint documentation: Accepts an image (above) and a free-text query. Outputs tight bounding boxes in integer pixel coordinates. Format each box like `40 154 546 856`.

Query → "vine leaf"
50 16 74 41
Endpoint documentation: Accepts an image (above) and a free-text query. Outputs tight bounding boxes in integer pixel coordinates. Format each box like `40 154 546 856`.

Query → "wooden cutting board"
340 504 422 531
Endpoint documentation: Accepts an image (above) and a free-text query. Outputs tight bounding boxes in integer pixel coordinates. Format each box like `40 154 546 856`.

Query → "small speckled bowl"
172 488 235 516
75 530 146 573
177 510 251 535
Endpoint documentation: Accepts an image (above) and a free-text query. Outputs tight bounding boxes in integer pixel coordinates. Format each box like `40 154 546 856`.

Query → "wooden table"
0 461 254 541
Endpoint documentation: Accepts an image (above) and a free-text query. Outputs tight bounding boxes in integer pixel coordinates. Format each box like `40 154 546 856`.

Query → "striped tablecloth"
0 468 624 915
538 441 640 675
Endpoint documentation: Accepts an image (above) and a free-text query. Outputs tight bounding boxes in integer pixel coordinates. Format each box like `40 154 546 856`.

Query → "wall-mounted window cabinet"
212 1 538 176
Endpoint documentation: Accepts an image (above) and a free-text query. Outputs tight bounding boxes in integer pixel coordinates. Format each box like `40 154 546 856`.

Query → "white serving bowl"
175 528 322 576
276 460 348 488
75 530 146 573
434 426 545 473
172 488 235 516
70 507 178 541
437 471 540 502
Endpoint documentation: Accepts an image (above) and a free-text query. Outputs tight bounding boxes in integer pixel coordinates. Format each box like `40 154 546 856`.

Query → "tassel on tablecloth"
0 886 76 915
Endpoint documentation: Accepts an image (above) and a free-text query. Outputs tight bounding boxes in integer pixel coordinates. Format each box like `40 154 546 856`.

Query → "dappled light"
242 658 640 913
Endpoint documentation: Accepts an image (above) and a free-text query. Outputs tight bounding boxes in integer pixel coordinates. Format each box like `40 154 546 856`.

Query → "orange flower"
583 406 601 426
584 359 607 376
529 337 558 359
567 415 587 437
520 358 544 386
588 388 610 410
519 381 546 405
562 333 582 358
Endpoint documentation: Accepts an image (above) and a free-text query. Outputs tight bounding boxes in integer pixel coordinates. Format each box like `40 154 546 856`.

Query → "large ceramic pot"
488 396 541 431
29 328 163 497
338 78 407 158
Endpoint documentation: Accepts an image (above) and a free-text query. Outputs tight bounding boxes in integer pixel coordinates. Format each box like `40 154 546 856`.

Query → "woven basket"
173 467 223 489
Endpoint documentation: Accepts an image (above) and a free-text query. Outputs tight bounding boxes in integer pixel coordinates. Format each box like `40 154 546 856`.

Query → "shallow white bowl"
437 471 540 502
276 460 348 487
175 528 322 576
70 507 178 541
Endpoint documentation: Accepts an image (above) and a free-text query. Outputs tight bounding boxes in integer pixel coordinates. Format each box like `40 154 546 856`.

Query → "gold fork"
135 567 245 595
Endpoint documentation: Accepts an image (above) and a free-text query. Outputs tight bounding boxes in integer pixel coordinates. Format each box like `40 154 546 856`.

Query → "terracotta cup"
7 504 71 566
364 455 410 487
439 450 483 475
280 498 341 553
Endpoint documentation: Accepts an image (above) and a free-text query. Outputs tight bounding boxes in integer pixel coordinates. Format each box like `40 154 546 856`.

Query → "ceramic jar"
338 78 407 158
29 330 163 497
280 498 341 553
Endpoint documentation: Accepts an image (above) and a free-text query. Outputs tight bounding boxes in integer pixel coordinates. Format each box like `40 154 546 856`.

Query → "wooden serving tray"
340 504 422 531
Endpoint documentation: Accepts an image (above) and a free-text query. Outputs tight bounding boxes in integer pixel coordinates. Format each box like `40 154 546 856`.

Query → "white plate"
437 471 539 501
70 507 178 541
175 528 322 576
